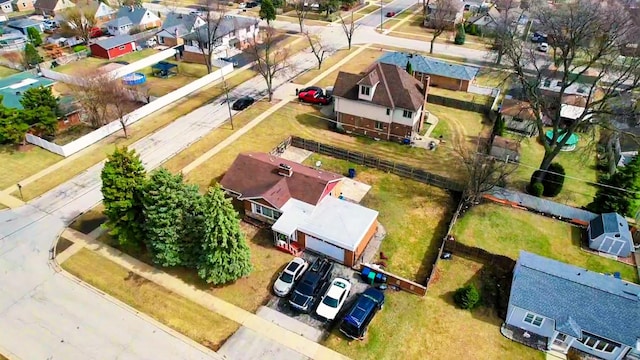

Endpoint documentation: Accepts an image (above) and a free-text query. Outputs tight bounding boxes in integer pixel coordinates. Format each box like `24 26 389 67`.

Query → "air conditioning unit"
278 163 293 177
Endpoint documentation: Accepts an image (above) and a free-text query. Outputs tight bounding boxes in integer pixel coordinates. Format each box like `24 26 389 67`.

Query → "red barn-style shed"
89 34 136 59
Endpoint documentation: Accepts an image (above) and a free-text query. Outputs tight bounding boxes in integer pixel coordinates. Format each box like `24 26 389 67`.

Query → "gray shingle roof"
106 16 132 28
162 12 201 32
378 52 480 81
510 251 640 347
116 6 149 25
94 34 135 49
182 15 258 42
7 18 42 28
588 213 633 244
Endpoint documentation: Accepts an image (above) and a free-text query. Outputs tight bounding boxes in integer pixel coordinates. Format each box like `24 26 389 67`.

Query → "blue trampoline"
545 130 579 151
122 72 146 86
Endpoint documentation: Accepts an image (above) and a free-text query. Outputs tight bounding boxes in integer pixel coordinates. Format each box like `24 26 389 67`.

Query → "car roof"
344 296 376 327
285 261 300 273
326 279 348 298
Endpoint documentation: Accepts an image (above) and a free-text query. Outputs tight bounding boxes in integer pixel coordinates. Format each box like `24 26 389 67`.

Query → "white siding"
391 106 423 127
335 97 392 123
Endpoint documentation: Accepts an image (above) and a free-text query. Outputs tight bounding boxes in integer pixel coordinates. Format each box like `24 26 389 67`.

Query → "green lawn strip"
324 257 544 360
357 4 380 14
0 66 19 78
13 69 258 201
451 203 638 282
0 145 63 190
61 248 240 350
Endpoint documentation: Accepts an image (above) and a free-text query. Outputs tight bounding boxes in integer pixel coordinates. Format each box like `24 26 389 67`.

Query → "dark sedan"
232 96 255 111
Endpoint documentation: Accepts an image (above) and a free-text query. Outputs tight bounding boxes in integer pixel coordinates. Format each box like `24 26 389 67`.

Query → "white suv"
315 278 351 321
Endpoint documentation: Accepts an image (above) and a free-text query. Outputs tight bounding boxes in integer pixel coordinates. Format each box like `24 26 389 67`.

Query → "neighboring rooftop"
93 34 135 49
115 5 151 25
106 16 133 28
183 15 258 41
510 251 640 348
378 52 480 81
589 213 633 244
0 72 55 109
492 135 520 152
162 11 202 31
499 98 537 121
333 62 425 111
220 153 342 208
7 18 43 28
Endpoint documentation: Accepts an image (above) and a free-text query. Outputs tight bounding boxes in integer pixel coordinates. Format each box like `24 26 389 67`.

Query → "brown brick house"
220 153 379 267
332 62 428 143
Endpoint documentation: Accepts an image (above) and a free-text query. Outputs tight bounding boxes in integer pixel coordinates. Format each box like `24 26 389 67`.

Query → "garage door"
305 235 345 263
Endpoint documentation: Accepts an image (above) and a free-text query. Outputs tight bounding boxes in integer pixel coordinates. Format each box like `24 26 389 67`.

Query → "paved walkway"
58 228 349 360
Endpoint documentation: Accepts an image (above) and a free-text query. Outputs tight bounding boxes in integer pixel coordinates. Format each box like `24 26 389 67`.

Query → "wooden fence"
360 263 427 296
427 199 465 288
442 240 516 271
290 136 465 192
426 93 492 114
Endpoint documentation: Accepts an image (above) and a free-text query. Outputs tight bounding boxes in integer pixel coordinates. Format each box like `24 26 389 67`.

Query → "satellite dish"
315 161 322 168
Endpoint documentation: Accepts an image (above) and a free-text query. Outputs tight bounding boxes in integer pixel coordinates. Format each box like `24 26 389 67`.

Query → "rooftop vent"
278 163 293 177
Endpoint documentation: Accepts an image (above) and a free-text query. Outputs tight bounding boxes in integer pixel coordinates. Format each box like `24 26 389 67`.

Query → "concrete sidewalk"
59 228 350 360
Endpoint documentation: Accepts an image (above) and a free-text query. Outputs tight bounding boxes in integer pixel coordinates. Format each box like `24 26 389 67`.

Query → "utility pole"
17 183 23 200
380 0 383 32
222 71 233 130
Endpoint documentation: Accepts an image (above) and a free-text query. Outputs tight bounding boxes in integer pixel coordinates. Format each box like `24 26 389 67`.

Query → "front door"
551 333 571 353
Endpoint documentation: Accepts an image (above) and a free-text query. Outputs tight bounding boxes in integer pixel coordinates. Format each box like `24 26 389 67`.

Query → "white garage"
305 234 346 263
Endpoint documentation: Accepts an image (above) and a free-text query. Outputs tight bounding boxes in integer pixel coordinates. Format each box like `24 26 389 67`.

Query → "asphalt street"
357 0 420 27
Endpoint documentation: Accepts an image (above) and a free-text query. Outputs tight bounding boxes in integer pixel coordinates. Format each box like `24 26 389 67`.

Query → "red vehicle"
89 27 103 38
386 11 396 17
298 90 332 105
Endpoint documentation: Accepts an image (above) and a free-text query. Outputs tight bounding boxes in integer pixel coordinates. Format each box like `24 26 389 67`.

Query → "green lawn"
0 145 62 190
61 248 239 350
507 135 598 208
0 66 18 78
426 103 490 149
474 68 512 89
451 203 639 282
325 256 544 360
294 48 359 85
55 49 160 75
428 87 494 106
137 62 211 97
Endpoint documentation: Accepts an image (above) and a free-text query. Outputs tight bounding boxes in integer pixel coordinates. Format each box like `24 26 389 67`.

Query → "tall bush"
542 162 566 197
454 23 466 45
454 284 480 309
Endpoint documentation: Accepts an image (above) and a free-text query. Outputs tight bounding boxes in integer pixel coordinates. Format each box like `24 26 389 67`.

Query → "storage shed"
587 213 634 257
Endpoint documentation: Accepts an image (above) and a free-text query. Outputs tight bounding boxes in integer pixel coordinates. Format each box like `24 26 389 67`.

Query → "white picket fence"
27 63 234 157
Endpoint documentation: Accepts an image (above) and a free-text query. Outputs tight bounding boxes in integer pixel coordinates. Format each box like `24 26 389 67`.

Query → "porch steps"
275 241 302 257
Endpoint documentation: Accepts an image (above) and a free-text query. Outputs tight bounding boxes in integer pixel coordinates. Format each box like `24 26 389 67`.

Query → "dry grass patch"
325 255 543 360
312 48 387 88
14 68 258 201
452 203 638 282
293 48 358 85
0 145 63 190
61 248 240 350
0 66 18 78
428 87 494 106
55 49 160 75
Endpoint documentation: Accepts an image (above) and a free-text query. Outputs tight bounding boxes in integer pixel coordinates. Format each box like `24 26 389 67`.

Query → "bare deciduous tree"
60 6 98 45
304 30 328 69
338 11 359 50
111 86 138 138
245 26 291 102
487 0 523 65
424 0 460 54
294 0 309 33
501 0 640 187
192 0 228 74
70 69 120 128
458 144 519 205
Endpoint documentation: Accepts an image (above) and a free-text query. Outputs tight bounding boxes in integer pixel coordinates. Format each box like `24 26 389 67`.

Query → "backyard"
55 49 160 75
136 61 211 97
428 87 494 106
324 256 544 360
451 203 638 282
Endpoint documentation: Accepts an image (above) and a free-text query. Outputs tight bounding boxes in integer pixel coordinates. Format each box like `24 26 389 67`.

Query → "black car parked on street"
232 96 255 111
289 258 334 313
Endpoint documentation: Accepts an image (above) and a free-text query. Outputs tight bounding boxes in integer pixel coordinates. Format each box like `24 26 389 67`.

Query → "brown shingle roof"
333 63 425 112
220 153 342 208
500 98 538 121
492 135 520 152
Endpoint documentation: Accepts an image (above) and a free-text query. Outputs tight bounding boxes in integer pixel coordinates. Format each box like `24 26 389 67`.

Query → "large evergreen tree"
142 168 200 267
20 86 59 115
101 147 147 248
259 0 276 25
590 156 640 217
196 185 252 285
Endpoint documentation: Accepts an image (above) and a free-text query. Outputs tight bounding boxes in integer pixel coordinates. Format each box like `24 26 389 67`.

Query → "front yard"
324 256 544 360
312 47 388 88
451 203 638 282
0 145 62 190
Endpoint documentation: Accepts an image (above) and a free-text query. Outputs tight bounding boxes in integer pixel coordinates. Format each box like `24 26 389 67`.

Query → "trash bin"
348 168 356 178
402 138 410 145
361 267 371 279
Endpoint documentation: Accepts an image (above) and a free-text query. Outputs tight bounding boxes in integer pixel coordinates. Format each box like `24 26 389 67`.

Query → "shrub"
493 115 505 136
529 181 544 197
542 162 566 197
453 284 480 310
454 24 466 45
73 45 87 53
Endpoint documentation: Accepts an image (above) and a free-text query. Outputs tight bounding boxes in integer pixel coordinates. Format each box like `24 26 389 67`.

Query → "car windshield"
322 295 339 308
280 272 294 283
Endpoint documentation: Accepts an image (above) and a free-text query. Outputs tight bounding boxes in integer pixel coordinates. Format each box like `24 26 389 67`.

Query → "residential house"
56 96 83 132
587 213 635 258
220 153 380 267
332 62 428 142
94 2 116 23
539 66 599 105
0 72 55 109
34 0 75 16
424 0 464 30
6 18 43 35
378 52 479 91
180 16 259 65
0 29 27 50
505 251 640 360
0 0 13 13
490 135 520 162
155 12 206 47
12 0 33 12
466 5 526 34
106 5 161 35
499 98 539 136
89 34 137 59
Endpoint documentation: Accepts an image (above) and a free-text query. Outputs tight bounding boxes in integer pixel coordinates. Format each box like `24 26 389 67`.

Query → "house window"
403 110 413 118
118 45 125 50
386 108 390 115
578 332 619 353
523 312 544 327
360 86 370 96
252 203 281 220
158 36 164 44
374 121 383 130
543 79 551 87
556 81 563 87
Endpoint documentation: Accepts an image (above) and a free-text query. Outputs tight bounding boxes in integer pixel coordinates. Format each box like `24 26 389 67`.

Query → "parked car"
239 2 247 8
299 86 323 96
246 1 258 8
273 257 309 297
339 288 385 340
232 96 255 110
289 258 334 313
385 11 395 17
537 42 549 52
298 89 332 105
220 57 239 67
531 31 547 43
89 27 103 38
315 278 351 321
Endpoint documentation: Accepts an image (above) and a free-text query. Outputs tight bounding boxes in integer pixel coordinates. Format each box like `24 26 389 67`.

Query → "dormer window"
360 85 370 96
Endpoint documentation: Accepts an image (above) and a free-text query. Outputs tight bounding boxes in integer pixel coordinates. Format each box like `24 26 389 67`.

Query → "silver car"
273 257 309 297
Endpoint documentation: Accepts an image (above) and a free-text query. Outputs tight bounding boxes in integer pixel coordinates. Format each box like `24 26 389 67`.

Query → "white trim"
250 201 282 220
